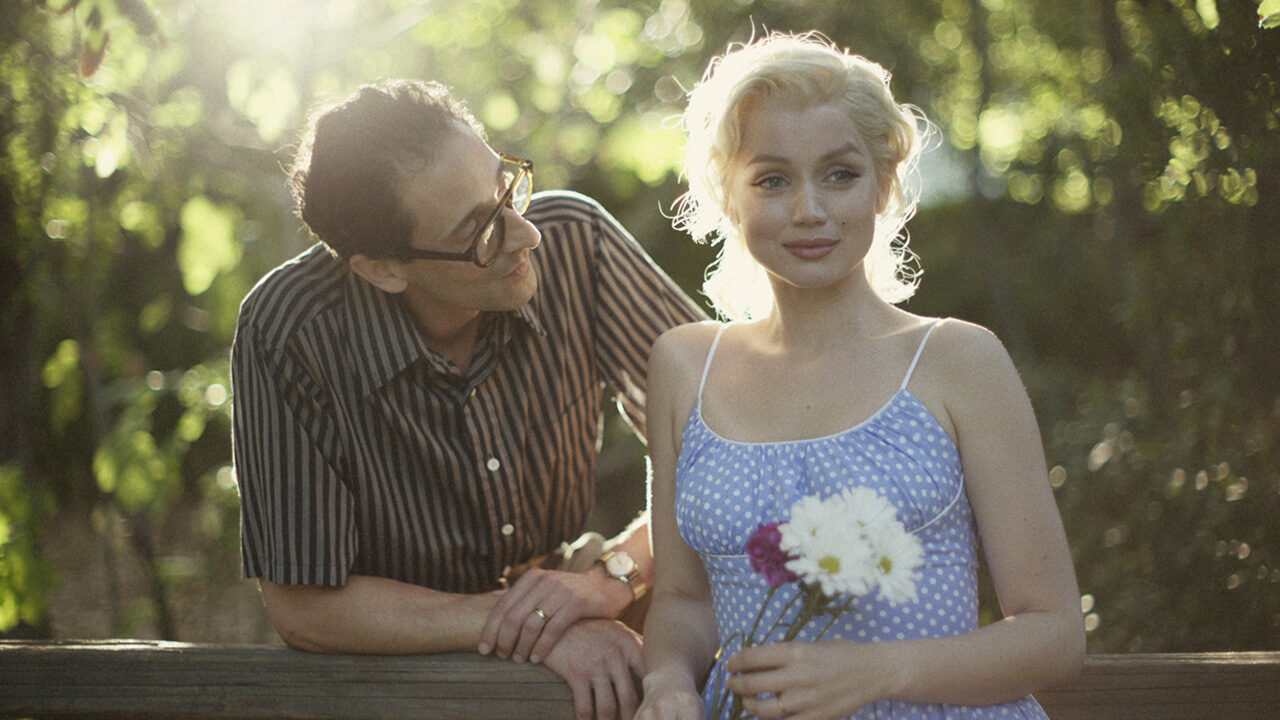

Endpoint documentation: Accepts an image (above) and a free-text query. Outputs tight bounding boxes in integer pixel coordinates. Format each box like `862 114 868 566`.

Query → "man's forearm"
260 574 500 654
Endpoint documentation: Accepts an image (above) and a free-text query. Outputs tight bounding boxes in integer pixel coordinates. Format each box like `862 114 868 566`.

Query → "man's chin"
490 271 538 312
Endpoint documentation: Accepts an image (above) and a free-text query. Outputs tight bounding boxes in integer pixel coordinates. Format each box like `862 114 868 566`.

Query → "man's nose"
503 208 541 252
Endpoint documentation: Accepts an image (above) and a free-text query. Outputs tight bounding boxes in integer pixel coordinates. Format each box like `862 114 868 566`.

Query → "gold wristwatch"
597 550 647 601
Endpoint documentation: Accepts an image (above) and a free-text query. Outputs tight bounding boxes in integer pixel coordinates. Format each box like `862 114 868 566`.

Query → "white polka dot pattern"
674 346 1049 718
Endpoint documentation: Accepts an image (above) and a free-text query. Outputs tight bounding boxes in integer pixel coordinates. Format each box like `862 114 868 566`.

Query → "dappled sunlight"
3 0 1278 654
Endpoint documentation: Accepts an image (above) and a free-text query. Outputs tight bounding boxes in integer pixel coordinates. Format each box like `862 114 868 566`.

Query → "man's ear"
349 254 409 294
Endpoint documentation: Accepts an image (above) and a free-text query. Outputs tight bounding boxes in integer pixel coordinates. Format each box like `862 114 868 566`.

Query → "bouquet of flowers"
711 486 924 720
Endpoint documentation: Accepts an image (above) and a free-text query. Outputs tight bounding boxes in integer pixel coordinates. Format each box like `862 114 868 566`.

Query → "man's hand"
479 566 631 663
542 618 644 720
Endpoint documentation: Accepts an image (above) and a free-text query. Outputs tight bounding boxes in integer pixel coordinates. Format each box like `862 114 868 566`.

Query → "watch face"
605 551 635 576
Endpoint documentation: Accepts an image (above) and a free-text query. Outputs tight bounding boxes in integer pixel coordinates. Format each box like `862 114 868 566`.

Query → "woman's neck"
759 272 899 352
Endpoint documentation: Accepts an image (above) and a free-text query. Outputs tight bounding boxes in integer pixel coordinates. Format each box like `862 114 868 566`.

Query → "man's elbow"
269 613 332 653
260 581 338 653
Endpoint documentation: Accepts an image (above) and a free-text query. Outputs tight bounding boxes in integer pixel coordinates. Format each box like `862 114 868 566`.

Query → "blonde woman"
637 33 1083 720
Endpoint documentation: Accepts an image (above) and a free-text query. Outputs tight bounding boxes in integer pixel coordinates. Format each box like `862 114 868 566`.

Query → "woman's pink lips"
783 238 838 260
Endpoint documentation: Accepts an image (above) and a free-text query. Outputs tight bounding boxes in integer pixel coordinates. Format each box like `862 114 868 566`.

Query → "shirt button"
486 457 501 472
500 523 515 536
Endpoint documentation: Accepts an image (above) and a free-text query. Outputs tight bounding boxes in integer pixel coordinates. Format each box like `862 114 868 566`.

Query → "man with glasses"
230 79 704 719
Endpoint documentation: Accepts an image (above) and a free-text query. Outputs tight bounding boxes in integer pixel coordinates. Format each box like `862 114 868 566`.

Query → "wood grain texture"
2 642 1278 719
1033 652 1280 720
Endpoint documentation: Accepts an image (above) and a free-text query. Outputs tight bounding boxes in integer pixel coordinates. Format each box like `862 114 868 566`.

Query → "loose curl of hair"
674 32 932 320
289 79 485 260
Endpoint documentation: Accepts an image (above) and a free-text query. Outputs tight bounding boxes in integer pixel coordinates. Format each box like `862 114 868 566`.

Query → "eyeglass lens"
475 168 532 265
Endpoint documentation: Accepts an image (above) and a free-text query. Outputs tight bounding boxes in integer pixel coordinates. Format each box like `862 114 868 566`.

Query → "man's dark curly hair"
288 79 486 260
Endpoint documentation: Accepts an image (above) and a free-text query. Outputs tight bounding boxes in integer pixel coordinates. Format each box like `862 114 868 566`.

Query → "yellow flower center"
878 556 893 574
819 556 841 574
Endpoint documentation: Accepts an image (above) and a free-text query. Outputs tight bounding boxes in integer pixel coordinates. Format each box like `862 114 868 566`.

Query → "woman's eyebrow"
745 142 864 167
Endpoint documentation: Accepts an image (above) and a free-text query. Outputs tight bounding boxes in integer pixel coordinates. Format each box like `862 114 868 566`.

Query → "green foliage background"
2 0 1277 652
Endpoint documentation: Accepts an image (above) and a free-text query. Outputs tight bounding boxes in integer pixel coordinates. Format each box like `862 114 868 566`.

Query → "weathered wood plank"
1033 652 1280 720
0 640 573 719
2 641 1279 719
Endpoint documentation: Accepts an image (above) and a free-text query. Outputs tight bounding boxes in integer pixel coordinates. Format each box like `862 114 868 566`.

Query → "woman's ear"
720 181 741 232
349 254 409 294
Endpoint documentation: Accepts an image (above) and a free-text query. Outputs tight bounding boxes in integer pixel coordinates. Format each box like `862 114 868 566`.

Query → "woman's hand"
635 669 705 720
725 640 900 720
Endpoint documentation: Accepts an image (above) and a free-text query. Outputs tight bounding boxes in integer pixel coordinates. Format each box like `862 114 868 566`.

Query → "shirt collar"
513 300 548 338
344 272 432 398
344 271 548 397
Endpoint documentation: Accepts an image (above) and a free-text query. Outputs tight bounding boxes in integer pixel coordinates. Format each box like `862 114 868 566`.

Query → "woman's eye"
754 175 786 190
829 169 859 183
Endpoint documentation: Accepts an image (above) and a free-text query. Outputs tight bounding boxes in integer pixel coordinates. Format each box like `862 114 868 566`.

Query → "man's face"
392 124 541 317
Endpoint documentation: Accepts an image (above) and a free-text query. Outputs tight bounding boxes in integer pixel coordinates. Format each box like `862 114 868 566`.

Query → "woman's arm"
637 326 723 719
726 321 1083 717
892 322 1084 701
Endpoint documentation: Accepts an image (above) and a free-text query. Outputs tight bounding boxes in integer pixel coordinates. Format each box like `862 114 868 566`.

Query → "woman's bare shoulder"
918 318 1032 425
921 317 1012 375
648 322 724 450
651 321 724 375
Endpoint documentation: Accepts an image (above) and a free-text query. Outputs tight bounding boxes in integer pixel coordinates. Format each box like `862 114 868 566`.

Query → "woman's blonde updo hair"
674 32 930 320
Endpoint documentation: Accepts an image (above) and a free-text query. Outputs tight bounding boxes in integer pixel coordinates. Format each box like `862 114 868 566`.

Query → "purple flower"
746 521 798 588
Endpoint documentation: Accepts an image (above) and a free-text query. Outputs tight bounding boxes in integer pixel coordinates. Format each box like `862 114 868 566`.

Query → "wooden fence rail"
2 641 1278 719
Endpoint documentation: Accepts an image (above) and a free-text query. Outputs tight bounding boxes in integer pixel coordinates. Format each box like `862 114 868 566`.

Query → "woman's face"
724 98 881 295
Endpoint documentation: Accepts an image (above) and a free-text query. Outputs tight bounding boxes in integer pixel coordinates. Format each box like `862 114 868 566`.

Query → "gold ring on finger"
531 607 549 621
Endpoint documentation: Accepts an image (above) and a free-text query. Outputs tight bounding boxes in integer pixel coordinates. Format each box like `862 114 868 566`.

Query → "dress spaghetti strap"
697 324 729 405
899 319 946 391
899 318 961 536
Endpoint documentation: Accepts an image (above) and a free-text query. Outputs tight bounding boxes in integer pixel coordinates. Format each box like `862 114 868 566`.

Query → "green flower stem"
715 588 858 719
782 587 828 642
813 595 857 641
759 589 805 645
711 586 776 720
743 585 778 649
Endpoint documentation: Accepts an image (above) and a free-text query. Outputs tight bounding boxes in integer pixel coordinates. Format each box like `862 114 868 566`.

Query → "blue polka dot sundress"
674 321 1049 719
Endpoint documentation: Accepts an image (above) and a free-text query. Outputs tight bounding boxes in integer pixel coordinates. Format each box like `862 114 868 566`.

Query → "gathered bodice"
672 322 1049 719
677 387 978 649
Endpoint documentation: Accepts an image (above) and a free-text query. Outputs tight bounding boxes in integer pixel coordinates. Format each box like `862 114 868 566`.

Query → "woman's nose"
792 184 826 226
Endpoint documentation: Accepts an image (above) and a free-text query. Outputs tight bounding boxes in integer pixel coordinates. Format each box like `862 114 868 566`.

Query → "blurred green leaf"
178 196 242 297
1261 0 1280 28
0 465 54 632
5 0 1278 651
225 59 299 144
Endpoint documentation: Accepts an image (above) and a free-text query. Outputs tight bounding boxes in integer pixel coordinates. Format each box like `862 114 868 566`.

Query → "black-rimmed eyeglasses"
398 154 534 268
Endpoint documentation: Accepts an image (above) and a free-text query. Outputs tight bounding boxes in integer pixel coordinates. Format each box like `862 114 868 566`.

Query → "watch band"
598 550 648 601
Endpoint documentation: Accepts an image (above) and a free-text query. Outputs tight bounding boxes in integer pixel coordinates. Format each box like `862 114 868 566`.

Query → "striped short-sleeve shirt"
232 191 706 593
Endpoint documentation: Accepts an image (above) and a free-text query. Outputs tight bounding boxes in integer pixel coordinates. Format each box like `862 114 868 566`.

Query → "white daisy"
842 486 897 531
870 522 924 605
784 526 876 597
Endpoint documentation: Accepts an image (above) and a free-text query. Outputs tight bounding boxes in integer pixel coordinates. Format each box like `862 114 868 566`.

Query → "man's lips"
782 238 838 260
500 255 532 278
